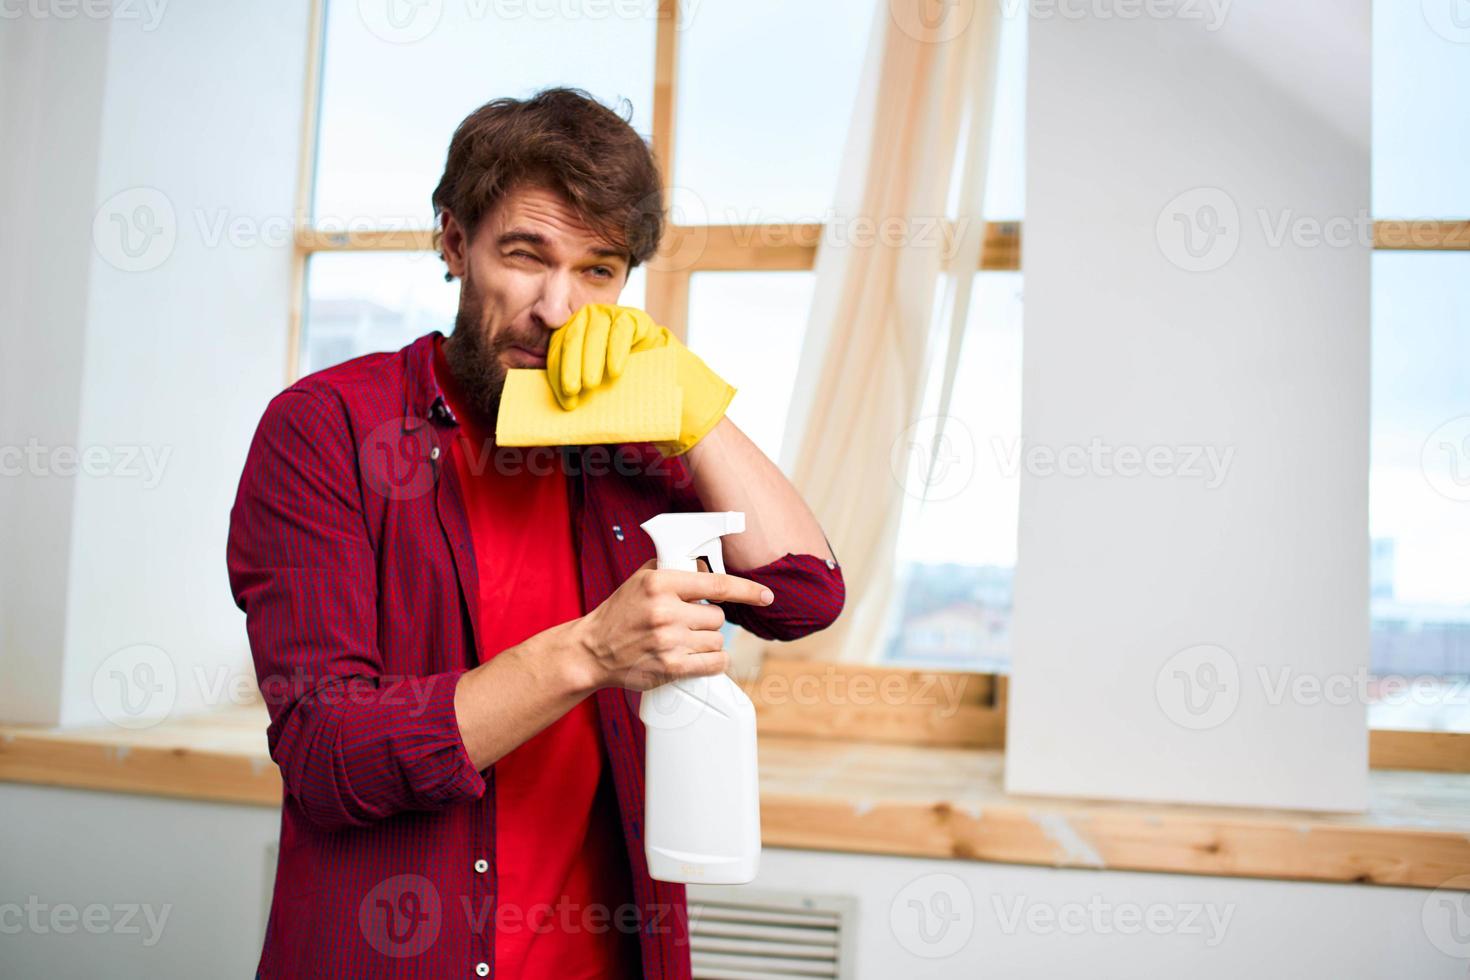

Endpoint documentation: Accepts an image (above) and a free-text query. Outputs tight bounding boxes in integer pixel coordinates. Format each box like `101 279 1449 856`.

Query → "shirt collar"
401 331 454 433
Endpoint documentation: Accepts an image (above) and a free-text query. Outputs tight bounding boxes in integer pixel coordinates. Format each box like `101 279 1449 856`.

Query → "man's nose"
531 272 577 334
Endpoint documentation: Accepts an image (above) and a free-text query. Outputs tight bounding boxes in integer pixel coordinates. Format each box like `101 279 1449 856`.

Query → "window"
288 2 1462 751
1365 0 1470 732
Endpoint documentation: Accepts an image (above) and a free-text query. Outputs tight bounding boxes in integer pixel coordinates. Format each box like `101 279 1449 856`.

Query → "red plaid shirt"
226 332 844 979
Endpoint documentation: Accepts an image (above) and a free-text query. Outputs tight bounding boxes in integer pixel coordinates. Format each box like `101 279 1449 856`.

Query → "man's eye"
589 266 615 280
509 250 539 262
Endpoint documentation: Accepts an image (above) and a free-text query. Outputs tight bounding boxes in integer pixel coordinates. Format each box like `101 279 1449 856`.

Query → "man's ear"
441 211 469 280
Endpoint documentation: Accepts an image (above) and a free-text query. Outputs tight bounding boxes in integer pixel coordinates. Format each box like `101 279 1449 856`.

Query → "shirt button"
475 964 490 977
826 558 836 569
474 859 488 873
430 446 442 461
612 524 624 541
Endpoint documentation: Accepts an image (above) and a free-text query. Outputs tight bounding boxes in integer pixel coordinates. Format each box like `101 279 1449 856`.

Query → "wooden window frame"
288 0 1470 773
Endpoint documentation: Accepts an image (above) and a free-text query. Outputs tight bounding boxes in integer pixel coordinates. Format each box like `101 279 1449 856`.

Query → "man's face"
440 182 630 423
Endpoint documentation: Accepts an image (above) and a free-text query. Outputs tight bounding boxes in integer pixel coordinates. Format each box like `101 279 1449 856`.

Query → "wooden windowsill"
1 705 1466 891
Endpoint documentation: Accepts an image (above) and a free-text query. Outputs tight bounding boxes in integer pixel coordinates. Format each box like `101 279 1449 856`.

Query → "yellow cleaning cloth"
495 346 683 447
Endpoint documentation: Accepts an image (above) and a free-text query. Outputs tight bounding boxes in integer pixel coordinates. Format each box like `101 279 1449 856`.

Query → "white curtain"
742 0 1003 665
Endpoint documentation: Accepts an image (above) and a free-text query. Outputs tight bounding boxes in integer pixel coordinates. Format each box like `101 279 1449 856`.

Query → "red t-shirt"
434 339 640 979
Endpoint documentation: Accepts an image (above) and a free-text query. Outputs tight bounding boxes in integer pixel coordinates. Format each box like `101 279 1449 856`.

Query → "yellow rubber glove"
546 303 735 457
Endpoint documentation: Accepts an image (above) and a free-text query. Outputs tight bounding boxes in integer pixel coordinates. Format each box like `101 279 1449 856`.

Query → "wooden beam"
6 706 1467 890
761 737 1470 890
1371 730 1470 774
1373 219 1470 251
285 0 327 384
651 0 680 186
297 228 435 252
746 659 1005 748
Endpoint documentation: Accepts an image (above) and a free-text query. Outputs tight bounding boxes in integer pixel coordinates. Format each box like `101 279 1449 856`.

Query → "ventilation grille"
686 885 857 980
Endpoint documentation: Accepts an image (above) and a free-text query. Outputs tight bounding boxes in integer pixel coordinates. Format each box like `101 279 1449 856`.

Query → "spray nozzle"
640 512 745 574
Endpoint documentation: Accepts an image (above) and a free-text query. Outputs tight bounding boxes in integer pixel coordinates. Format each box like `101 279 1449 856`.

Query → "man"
228 88 844 979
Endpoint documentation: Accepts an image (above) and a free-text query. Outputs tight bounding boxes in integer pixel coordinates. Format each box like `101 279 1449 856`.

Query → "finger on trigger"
669 570 773 606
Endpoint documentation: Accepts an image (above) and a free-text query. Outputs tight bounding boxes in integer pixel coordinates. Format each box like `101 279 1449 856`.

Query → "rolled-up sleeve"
227 389 485 831
720 551 846 641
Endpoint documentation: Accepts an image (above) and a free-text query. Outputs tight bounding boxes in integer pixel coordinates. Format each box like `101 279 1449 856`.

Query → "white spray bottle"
638 511 761 885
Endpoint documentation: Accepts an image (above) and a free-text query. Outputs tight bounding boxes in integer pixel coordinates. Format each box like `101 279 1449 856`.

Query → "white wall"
0 13 112 724
0 2 310 726
1008 1 1371 810
1 783 1459 978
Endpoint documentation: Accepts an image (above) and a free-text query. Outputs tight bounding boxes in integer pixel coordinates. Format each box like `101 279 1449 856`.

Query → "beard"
441 276 545 432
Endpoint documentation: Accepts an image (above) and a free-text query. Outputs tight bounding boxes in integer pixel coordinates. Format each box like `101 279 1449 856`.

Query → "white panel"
58 3 309 726
1009 2 1370 810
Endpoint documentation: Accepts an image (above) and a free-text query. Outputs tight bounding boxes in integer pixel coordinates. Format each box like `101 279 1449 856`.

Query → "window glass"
685 271 816 462
314 0 657 226
1369 251 1470 731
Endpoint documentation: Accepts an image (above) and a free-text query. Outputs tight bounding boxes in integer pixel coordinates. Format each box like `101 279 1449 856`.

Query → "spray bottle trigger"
703 538 726 576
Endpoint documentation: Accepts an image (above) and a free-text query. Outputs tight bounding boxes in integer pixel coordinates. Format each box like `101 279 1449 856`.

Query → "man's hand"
546 303 670 410
546 303 736 457
569 559 774 691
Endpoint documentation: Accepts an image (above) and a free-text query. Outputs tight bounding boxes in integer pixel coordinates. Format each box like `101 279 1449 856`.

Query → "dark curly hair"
431 87 664 278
